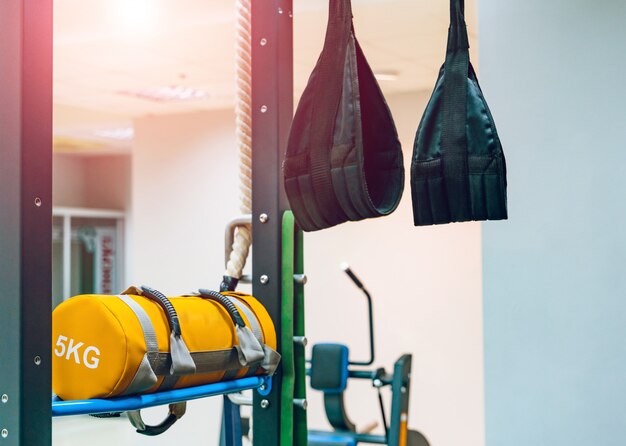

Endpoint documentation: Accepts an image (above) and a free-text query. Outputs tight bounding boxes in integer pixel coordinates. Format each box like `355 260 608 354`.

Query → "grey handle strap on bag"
120 285 195 436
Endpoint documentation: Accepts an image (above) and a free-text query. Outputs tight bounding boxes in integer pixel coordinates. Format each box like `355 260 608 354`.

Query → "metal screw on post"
260 399 270 409
259 213 269 223
259 384 267 391
260 274 269 285
1 394 7 404
33 356 41 366
260 105 268 113
34 197 42 207
278 7 283 14
260 38 267 46
1 429 8 438
293 274 307 285
293 399 308 411
293 336 307 347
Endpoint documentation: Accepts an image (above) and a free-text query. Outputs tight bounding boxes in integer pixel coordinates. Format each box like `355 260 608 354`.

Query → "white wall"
479 1 626 445
52 153 130 210
53 153 87 208
304 91 484 446
84 155 131 210
53 91 485 446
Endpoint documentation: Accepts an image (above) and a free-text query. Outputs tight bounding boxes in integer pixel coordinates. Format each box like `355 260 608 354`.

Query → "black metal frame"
342 266 376 366
250 1 294 444
0 0 53 445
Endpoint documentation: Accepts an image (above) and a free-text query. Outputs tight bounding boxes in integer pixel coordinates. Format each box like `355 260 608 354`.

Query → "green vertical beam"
280 212 296 446
280 211 308 446
293 220 308 445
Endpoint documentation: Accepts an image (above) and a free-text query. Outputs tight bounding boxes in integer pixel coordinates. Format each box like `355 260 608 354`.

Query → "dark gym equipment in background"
307 266 430 446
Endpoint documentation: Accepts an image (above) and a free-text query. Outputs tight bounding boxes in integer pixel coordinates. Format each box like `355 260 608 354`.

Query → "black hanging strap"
440 0 472 221
283 0 404 232
307 0 353 228
410 0 507 226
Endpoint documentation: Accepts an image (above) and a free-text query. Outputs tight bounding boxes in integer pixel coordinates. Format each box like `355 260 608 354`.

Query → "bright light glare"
112 0 160 38
94 127 135 141
119 86 210 102
374 72 399 82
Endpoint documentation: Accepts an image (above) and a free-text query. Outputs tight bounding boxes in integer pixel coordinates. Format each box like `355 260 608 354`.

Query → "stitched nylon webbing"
147 349 242 376
440 0 472 219
307 0 354 228
118 295 159 353
222 295 264 379
285 0 403 231
117 295 160 396
226 296 263 344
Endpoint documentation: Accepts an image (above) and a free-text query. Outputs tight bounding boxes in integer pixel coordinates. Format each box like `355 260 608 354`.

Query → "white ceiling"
53 0 477 152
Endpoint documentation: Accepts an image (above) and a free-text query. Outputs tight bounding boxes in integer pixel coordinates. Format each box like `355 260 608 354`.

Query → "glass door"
52 208 125 308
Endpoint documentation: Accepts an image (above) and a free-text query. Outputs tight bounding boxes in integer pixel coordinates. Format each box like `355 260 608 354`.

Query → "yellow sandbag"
52 286 278 401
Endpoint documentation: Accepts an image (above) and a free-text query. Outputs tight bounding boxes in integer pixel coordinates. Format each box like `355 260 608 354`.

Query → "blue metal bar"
308 430 387 444
52 376 268 417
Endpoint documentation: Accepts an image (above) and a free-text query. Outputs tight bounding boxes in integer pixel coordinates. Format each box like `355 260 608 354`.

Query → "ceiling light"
374 71 399 82
93 127 135 141
118 86 210 102
113 0 159 38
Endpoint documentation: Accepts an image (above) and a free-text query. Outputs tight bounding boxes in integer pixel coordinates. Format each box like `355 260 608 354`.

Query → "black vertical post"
251 0 293 443
0 0 53 445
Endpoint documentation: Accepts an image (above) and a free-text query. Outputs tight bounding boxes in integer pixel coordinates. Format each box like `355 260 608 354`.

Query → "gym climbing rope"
223 0 253 292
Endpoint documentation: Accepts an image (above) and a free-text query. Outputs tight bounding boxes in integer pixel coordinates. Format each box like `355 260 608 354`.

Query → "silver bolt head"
259 213 269 223
1 394 7 403
34 356 41 366
293 336 308 347
401 386 407 393
34 197 42 207
260 274 269 284
260 105 268 113
260 38 267 46
1 429 8 438
294 399 308 410
294 274 308 285
259 384 267 391
260 399 270 409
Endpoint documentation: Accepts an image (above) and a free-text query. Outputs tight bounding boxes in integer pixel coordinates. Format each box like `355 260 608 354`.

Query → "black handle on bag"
128 403 186 437
328 0 352 23
198 289 246 328
140 285 182 336
135 413 178 436
447 0 469 52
